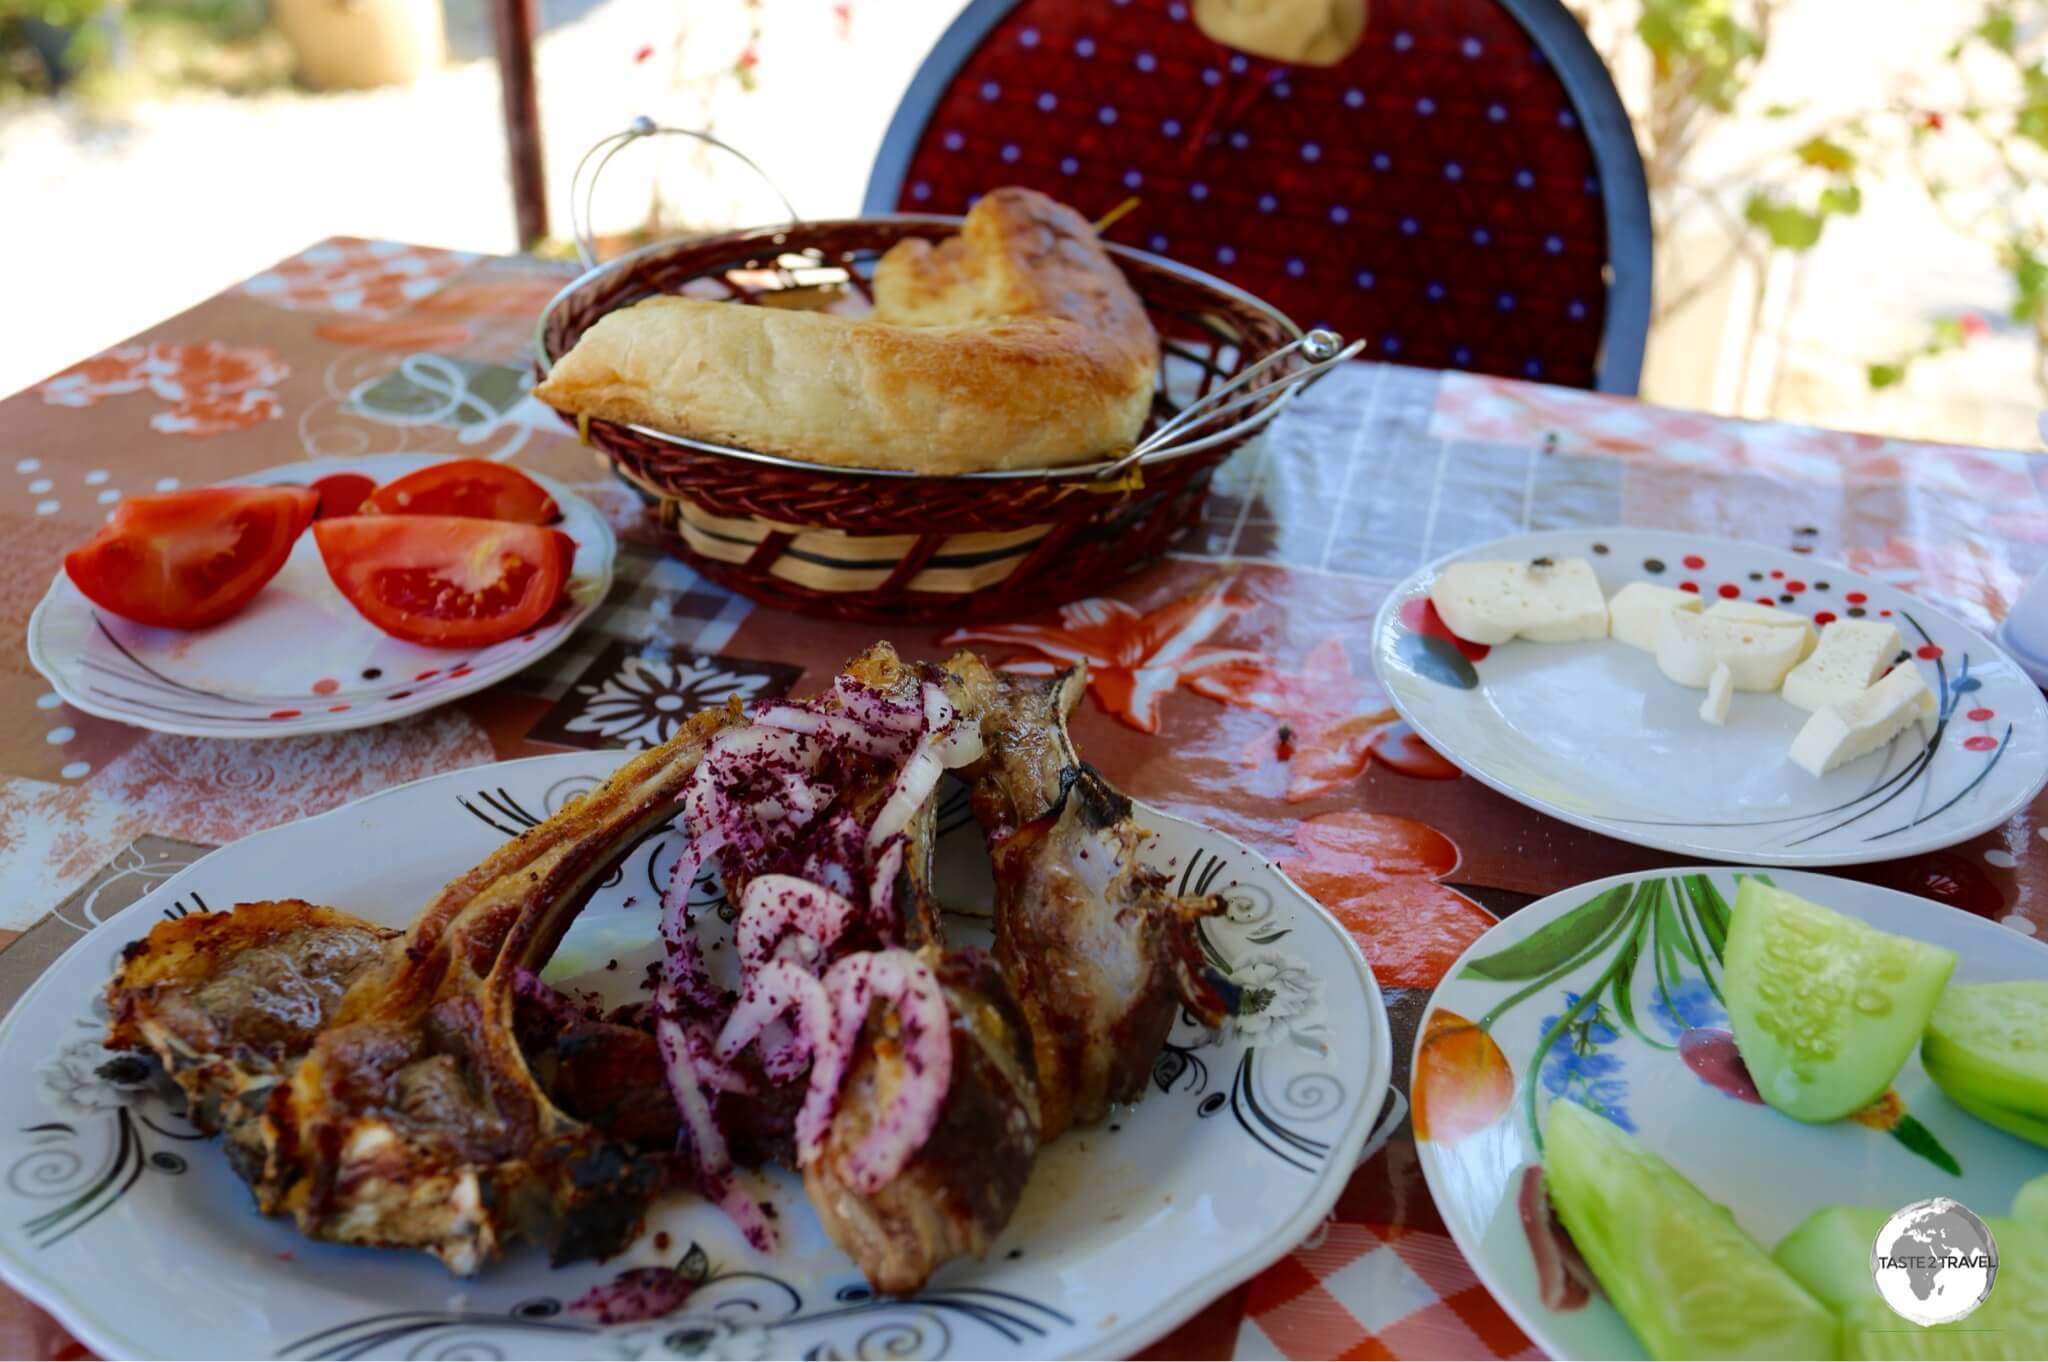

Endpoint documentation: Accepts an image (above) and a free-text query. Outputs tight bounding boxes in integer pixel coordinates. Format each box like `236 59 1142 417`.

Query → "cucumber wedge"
2018 1174 2048 1227
1543 1099 1837 1360
1926 1058 2048 1149
1838 1220 2048 1360
1773 1205 1890 1312
1922 981 2048 1117
1778 1207 2048 1360
1724 880 1957 1122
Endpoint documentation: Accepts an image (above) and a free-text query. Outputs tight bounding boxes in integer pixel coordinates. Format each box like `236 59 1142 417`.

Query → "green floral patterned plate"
1414 867 2048 1360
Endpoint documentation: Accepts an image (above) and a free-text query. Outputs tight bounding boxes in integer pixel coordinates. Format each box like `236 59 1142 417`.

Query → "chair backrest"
865 0 1651 394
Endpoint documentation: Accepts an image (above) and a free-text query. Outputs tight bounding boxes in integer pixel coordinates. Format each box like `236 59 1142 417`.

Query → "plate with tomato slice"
27 454 617 739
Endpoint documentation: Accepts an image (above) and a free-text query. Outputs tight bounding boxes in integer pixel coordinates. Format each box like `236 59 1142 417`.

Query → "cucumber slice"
1773 1205 1890 1311
1922 981 2048 1117
1926 1058 2048 1149
2018 1174 2048 1227
1780 1208 2048 1360
1838 1219 2048 1360
1543 1099 1837 1360
1724 880 1957 1122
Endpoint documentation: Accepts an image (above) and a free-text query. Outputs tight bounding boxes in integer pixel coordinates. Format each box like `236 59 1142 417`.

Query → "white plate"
1414 867 2048 1361
27 455 617 739
1373 528 2048 866
0 752 1390 1361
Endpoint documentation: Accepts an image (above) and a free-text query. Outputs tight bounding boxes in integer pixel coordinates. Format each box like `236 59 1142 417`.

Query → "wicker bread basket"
534 136 1340 624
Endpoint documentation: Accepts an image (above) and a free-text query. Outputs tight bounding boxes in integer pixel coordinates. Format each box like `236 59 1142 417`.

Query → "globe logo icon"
1869 1198 1999 1327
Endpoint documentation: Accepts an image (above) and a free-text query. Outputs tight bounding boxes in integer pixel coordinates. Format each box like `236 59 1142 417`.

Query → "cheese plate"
1372 528 2048 867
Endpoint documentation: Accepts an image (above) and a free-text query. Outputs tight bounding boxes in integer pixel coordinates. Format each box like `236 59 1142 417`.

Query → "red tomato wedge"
363 459 559 524
63 486 318 630
312 515 574 648
309 472 376 519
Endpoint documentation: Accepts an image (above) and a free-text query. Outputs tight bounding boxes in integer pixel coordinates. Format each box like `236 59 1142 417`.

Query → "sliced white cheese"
1655 609 1808 691
1699 662 1733 725
1788 665 1936 777
1703 600 1818 661
1608 582 1703 651
1780 620 1904 712
1428 557 1608 645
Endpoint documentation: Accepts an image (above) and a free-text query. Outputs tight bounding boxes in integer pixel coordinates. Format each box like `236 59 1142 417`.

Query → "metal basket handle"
568 119 801 270
1091 328 1364 482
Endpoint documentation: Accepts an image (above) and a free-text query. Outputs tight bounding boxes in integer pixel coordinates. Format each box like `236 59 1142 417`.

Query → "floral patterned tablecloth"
2 238 2045 1362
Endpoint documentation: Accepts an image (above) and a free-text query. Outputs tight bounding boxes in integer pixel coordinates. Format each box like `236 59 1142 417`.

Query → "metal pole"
490 0 548 249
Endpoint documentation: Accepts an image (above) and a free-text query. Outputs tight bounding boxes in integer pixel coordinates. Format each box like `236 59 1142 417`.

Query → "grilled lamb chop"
804 946 1037 1293
658 644 1042 1292
108 643 1204 1296
105 900 397 1184
108 701 744 1274
945 653 1235 1141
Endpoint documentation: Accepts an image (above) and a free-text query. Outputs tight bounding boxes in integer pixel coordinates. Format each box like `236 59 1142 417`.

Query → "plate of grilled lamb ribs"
0 645 1390 1361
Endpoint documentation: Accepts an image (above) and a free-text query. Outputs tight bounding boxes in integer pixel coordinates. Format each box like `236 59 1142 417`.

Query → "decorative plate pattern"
26 455 617 739
1373 528 2048 866
0 752 1389 1361
1414 867 2048 1361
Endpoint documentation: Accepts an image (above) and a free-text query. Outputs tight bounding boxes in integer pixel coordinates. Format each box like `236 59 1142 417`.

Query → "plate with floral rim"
1371 528 2048 867
0 751 1391 1362
1412 866 2048 1361
26 454 616 740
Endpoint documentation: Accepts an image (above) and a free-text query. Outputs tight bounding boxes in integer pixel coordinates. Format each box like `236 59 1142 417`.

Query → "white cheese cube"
1703 600 1818 661
1608 582 1703 651
1428 557 1608 645
1788 666 1936 777
1699 662 1733 725
1656 609 1808 691
1780 620 1904 712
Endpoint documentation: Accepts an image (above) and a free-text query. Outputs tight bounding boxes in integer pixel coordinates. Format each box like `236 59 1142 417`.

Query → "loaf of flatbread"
532 187 1159 475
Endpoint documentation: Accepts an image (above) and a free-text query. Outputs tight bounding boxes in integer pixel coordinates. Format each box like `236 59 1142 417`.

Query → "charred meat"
947 653 1234 1140
106 703 743 1273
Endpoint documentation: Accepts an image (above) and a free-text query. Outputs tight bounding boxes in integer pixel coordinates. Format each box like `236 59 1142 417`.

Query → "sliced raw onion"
715 961 842 1156
866 743 944 852
659 838 708 941
735 874 857 969
756 703 915 758
655 979 776 1252
654 672 973 1201
822 949 954 1194
663 936 726 1016
833 675 927 731
865 836 905 927
685 1021 754 1096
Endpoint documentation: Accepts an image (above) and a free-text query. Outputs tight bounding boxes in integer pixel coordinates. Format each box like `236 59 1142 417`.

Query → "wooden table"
1 238 2043 1360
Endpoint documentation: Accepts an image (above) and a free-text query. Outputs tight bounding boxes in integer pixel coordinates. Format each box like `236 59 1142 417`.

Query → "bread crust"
533 188 1159 475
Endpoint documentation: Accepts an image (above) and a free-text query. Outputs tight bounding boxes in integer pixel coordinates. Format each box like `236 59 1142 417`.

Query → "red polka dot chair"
864 0 1652 392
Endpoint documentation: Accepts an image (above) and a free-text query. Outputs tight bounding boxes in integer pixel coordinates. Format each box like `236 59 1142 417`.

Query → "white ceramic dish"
1414 866 2048 1360
1373 528 2048 866
27 455 616 739
0 752 1389 1361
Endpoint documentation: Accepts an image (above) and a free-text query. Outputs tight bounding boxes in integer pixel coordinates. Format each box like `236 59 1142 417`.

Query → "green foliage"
1636 0 1764 113
0 0 108 25
1743 181 1859 252
1743 193 1822 249
1979 6 2019 53
1619 0 2048 398
1794 136 1855 173
2019 62 2048 148
2006 242 2048 325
